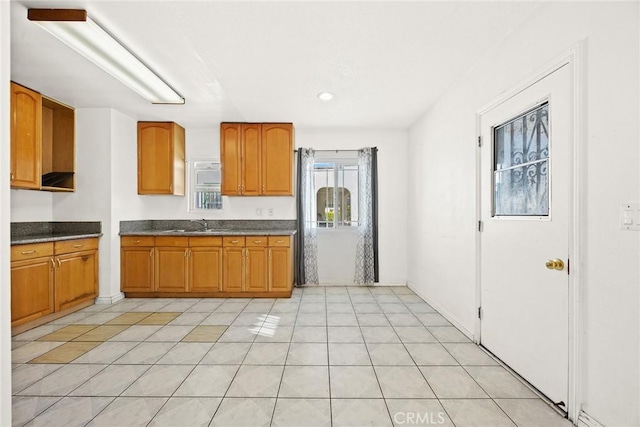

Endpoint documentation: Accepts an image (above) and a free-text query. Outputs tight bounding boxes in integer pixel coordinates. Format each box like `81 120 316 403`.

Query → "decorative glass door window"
313 160 359 228
189 160 222 211
493 102 550 216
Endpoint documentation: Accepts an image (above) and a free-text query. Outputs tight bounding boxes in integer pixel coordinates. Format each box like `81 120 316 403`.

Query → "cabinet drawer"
246 236 268 247
11 242 54 261
155 236 189 247
55 238 98 254
122 236 154 247
268 236 291 247
189 236 223 247
223 236 245 247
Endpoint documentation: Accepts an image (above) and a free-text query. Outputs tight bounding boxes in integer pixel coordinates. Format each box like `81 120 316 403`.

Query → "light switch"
620 204 640 231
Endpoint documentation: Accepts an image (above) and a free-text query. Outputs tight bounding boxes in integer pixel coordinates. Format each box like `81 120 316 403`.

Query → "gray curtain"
295 148 319 285
355 147 379 284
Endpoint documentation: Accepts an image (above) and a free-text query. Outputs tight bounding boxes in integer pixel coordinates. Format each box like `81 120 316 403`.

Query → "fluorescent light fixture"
317 91 334 101
28 9 184 104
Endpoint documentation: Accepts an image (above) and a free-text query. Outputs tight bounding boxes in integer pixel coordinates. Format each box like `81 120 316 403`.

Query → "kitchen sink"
161 229 186 233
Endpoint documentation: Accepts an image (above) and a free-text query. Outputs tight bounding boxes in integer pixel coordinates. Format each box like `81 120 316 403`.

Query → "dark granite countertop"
119 219 297 237
120 229 296 237
11 222 102 245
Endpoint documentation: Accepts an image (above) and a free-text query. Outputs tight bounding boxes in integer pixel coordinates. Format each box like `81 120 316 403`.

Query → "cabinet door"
10 82 42 189
190 247 223 292
223 247 244 292
262 123 293 195
269 247 292 292
220 123 241 195
11 257 54 327
241 124 262 195
55 250 98 311
155 247 189 292
121 247 154 292
138 122 174 194
246 247 268 292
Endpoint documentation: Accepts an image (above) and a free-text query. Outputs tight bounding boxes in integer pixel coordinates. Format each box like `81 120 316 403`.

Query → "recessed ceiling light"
317 91 334 101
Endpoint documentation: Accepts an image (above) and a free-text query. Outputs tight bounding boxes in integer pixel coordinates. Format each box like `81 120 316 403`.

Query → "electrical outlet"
268 208 274 217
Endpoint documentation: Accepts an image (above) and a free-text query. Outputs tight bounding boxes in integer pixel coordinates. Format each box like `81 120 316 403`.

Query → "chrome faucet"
192 219 209 231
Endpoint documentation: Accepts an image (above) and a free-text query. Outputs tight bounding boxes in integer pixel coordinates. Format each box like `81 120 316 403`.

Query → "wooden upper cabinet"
220 123 241 195
138 122 185 195
242 124 262 196
220 122 293 196
11 82 42 189
10 82 76 192
262 123 293 195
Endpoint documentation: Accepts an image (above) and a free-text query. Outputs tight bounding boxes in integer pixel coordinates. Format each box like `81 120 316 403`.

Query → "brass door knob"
545 259 565 271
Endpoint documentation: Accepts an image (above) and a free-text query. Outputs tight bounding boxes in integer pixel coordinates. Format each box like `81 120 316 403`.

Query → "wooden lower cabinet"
55 250 98 311
122 234 294 297
155 246 189 292
11 237 99 328
223 246 245 292
269 246 292 292
11 257 55 327
121 247 154 292
246 247 268 292
121 236 154 292
190 247 223 292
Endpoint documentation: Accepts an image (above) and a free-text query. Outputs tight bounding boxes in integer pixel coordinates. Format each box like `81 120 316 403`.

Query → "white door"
479 64 571 407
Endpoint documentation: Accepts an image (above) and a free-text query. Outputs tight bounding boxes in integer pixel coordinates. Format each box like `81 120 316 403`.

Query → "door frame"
474 42 586 423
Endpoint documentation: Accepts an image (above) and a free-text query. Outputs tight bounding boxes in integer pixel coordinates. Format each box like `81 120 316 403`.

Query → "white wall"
53 109 115 300
11 189 52 221
1 1 11 424
297 129 408 285
407 3 639 426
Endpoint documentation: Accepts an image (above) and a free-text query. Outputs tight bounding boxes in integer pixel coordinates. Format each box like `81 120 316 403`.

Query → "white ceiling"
11 0 541 129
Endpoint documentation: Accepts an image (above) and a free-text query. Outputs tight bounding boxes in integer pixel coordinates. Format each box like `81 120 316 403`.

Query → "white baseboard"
578 411 604 427
95 292 125 305
406 281 475 340
374 282 407 287
306 282 408 287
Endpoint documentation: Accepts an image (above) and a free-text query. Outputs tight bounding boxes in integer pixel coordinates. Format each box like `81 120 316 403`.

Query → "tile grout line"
206 297 267 427
348 286 394 426
267 286 306 427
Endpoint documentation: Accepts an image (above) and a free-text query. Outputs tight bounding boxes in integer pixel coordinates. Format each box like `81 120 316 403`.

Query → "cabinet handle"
132 240 141 244
184 249 189 258
20 250 37 255
231 240 239 244
73 244 84 248
276 240 284 244
237 185 240 193
57 258 61 268
150 249 154 258
50 258 56 269
10 172 14 181
262 184 265 193
269 249 272 258
253 240 262 244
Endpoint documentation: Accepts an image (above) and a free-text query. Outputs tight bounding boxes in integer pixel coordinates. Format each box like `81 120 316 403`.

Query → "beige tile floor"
11 286 572 427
